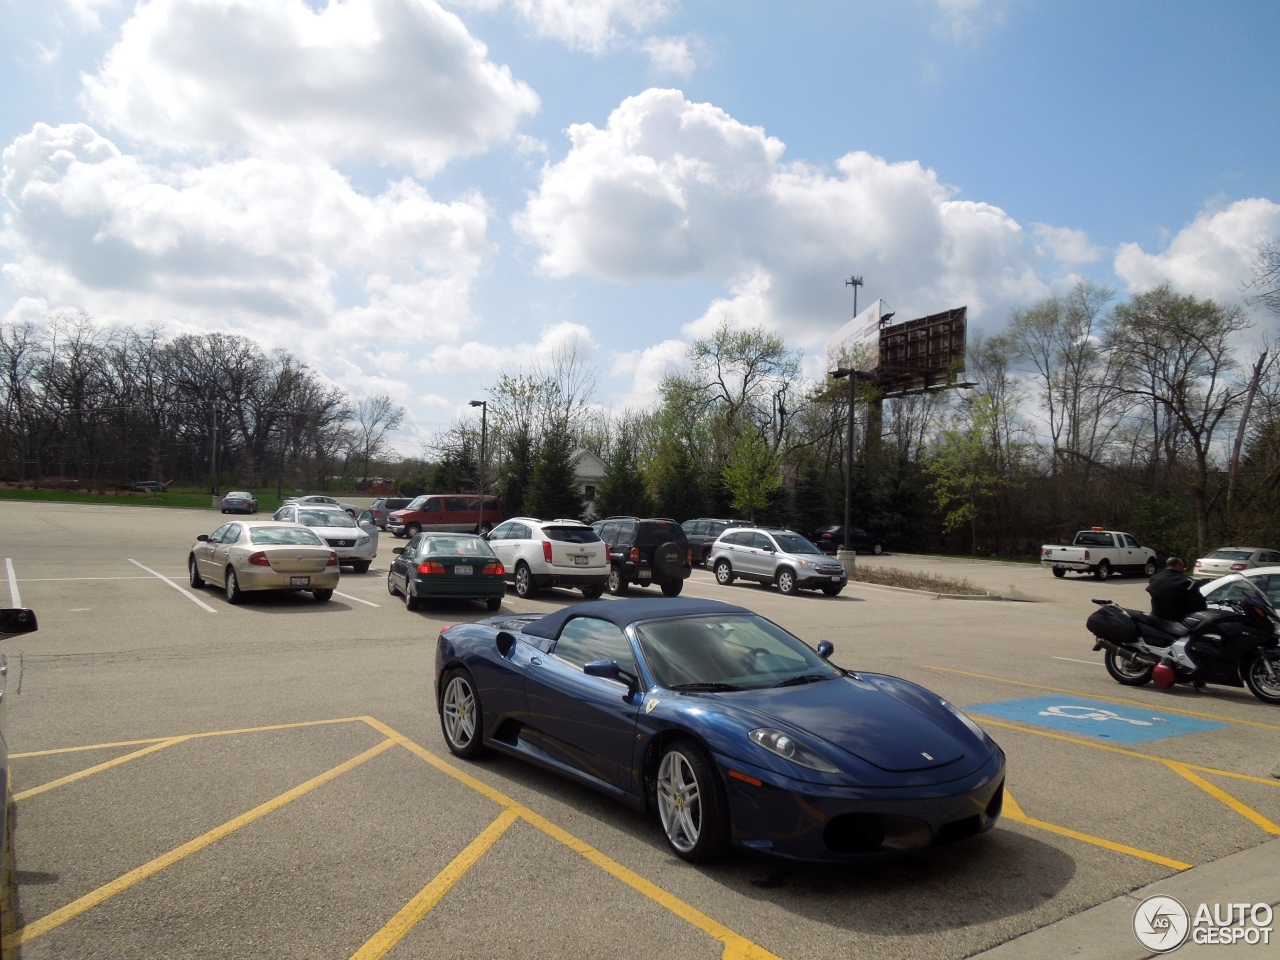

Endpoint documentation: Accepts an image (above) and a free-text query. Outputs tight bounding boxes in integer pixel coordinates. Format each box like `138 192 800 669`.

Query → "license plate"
290 576 310 587
455 565 473 575
638 569 652 579
337 551 350 558
831 575 842 581
572 555 589 565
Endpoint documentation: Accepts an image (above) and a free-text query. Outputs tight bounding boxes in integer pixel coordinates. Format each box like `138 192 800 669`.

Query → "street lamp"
829 368 876 556
469 400 488 534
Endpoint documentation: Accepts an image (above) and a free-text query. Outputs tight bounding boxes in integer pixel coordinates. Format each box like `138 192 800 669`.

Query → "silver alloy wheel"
442 676 477 749
873 544 882 555
778 569 795 594
656 750 702 854
515 564 531 597
715 561 732 584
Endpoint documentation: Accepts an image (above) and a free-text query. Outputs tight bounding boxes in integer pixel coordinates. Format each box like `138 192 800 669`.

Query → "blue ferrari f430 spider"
434 598 1005 862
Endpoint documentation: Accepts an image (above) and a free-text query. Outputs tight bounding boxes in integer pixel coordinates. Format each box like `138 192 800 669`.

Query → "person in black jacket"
1147 557 1208 622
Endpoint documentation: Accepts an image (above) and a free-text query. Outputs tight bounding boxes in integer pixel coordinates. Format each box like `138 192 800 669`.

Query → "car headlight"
940 699 988 741
748 727 840 773
357 535 370 545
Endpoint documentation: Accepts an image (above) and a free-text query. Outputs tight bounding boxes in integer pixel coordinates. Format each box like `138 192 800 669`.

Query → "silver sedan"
189 520 340 603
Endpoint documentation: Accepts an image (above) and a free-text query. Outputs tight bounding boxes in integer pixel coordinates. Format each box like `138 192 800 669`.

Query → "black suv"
681 518 752 566
369 497 413 531
812 523 885 555
596 517 692 596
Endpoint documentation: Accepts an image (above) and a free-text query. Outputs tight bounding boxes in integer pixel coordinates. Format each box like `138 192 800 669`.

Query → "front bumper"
237 567 340 592
796 570 847 588
324 540 376 564
717 749 1006 862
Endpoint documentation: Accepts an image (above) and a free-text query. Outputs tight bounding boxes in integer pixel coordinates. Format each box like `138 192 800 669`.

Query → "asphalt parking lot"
3 501 1279 959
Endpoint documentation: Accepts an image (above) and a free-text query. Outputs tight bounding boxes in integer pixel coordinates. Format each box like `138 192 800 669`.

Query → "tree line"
0 313 405 495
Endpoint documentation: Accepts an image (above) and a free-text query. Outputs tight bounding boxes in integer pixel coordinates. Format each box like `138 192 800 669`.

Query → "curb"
969 837 1280 959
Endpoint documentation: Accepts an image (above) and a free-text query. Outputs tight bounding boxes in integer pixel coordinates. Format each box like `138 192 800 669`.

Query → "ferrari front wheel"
440 669 485 758
655 740 729 863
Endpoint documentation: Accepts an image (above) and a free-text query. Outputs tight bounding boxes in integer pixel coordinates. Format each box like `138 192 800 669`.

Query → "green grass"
0 488 306 511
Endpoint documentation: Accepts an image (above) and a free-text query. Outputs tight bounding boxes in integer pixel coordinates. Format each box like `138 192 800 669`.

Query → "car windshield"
406 496 428 509
423 536 496 558
635 615 840 691
1208 549 1254 560
773 534 823 555
297 509 356 528
544 526 601 543
250 526 325 546
226 491 251 499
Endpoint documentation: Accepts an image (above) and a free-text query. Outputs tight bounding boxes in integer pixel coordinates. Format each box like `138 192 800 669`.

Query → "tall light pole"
829 368 876 554
469 399 488 534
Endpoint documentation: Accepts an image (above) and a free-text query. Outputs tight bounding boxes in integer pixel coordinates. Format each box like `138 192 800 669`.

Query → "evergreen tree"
654 442 705 521
526 423 585 520
595 431 653 519
792 460 828 536
756 482 796 529
498 426 534 518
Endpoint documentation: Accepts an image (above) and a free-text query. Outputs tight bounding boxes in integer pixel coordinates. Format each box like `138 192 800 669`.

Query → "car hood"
715 674 972 773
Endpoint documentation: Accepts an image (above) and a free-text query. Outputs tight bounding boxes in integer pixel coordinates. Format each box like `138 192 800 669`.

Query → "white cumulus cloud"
516 88 1049 347
1 122 489 346
1114 198 1280 306
642 35 700 76
510 0 676 54
81 0 539 175
1032 223 1101 265
610 337 686 408
417 320 596 372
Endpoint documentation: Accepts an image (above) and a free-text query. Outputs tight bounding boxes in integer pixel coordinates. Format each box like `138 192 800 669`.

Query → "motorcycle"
1086 574 1280 705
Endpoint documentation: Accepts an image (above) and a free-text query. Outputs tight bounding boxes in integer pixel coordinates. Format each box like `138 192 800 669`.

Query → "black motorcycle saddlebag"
1087 604 1139 644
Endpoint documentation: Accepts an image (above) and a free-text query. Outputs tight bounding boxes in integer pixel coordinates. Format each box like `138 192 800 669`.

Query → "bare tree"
1245 237 1280 318
353 395 406 482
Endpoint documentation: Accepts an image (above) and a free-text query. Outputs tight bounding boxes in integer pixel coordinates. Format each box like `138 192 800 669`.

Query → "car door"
196 523 231 578
522 616 642 795
752 532 780 579
210 524 242 583
1123 535 1142 570
393 535 422 592
485 522 513 575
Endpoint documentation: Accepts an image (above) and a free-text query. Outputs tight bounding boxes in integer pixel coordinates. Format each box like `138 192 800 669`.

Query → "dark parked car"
812 523 884 555
220 490 258 514
596 518 692 597
369 497 413 531
681 518 752 566
387 533 505 612
133 480 168 493
433 598 1006 862
1 608 38 888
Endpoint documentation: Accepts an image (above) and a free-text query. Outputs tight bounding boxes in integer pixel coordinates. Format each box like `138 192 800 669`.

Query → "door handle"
530 657 542 665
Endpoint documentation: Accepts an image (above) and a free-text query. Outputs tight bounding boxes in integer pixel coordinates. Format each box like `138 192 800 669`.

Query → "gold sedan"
188 520 340 604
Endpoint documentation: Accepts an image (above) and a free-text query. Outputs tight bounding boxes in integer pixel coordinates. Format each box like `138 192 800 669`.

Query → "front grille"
326 538 354 548
816 565 843 574
823 813 930 854
934 814 982 846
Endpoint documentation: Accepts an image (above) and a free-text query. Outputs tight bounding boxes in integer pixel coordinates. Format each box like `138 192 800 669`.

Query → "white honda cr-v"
484 517 609 599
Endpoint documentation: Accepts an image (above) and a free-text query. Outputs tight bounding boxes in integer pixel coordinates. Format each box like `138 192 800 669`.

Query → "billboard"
876 306 968 395
826 299 890 371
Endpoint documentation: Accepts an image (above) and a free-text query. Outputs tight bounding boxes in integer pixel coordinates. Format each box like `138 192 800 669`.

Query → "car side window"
209 523 232 543
423 498 441 512
598 521 618 544
618 521 636 542
488 522 511 541
403 535 423 560
553 618 636 674
709 522 725 536
689 521 706 537
1260 576 1280 604
753 533 775 551
444 496 469 511
224 524 243 543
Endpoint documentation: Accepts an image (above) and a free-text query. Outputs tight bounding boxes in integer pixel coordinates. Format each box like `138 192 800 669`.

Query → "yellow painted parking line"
10 716 367 758
2 738 396 951
348 809 520 960
970 715 1280 789
360 718 783 960
1163 762 1280 835
1002 789 1192 871
13 737 191 802
925 664 1280 731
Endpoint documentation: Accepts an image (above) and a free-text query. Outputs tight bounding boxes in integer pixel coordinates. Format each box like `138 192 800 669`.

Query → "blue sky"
2 0 1278 447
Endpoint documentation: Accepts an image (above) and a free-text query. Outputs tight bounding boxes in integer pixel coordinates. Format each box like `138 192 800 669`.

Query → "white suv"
484 518 609 599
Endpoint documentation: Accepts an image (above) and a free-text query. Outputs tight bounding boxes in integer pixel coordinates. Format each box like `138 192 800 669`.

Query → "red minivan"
386 495 503 538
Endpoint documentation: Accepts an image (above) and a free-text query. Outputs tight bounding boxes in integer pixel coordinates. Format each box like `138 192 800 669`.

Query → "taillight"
629 546 640 563
1084 550 1091 561
327 551 338 566
542 540 553 563
482 562 504 576
1230 563 1248 571
418 561 446 575
248 551 270 567
1195 560 1203 568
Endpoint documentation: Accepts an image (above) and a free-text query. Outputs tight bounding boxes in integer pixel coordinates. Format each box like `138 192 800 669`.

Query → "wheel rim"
1250 659 1280 698
609 568 620 591
516 567 529 594
226 571 236 598
1109 651 1150 680
716 564 729 584
387 572 396 594
442 677 477 748
656 751 701 854
189 560 198 585
779 572 793 592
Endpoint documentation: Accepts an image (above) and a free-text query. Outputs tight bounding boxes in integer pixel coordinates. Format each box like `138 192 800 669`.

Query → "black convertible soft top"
521 597 750 640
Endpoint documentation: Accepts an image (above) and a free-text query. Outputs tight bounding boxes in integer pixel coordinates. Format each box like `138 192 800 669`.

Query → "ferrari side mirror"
584 659 639 693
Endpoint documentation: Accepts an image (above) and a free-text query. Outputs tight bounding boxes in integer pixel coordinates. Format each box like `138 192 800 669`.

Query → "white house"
571 448 608 519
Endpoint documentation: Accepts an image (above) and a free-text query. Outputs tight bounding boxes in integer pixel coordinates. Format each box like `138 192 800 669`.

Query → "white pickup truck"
1040 529 1158 580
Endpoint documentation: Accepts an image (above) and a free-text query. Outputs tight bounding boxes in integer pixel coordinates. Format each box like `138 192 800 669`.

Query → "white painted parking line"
19 576 154 582
335 591 380 608
5 558 20 606
1053 656 1103 667
127 559 218 614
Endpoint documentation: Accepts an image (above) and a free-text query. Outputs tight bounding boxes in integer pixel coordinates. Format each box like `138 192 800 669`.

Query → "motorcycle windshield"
1216 574 1277 615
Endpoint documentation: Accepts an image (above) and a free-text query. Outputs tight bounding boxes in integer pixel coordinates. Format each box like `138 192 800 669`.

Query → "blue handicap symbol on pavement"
965 695 1226 743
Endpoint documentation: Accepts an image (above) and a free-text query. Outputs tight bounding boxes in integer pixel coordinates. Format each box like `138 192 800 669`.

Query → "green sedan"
387 533 506 611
